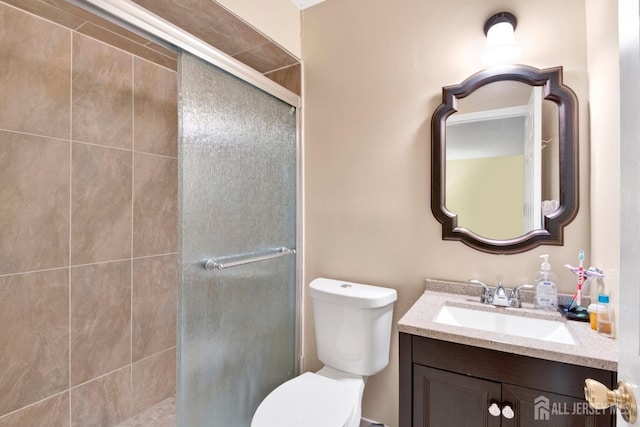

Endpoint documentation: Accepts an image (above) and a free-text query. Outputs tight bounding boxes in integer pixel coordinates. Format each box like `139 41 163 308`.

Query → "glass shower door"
177 52 297 427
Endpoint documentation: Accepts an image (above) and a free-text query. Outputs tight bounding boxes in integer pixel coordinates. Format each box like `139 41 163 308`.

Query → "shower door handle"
203 247 296 271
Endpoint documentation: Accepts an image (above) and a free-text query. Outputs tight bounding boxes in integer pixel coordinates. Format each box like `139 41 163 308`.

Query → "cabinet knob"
585 378 637 423
501 404 515 419
488 403 501 417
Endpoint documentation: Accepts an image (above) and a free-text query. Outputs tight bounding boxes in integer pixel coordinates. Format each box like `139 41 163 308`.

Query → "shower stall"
0 0 301 425
177 52 299 426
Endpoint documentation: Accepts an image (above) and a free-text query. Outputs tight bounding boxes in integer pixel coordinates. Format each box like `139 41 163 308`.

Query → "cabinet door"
413 365 502 427
501 383 614 427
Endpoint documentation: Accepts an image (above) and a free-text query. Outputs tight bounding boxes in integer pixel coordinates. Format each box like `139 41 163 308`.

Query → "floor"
114 396 387 427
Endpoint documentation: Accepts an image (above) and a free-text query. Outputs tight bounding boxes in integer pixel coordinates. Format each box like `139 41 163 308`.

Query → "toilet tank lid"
309 278 397 309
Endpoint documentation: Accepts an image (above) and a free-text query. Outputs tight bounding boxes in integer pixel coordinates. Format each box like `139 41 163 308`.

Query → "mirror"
446 82 559 239
431 65 579 254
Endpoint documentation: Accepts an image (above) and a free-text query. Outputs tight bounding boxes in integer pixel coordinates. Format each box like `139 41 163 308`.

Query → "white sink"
433 305 576 345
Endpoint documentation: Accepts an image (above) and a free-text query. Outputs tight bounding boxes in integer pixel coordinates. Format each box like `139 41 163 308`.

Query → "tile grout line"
0 252 178 279
68 365 131 391
230 40 272 57
132 345 178 366
0 128 69 143
0 128 178 160
60 349 178 415
68 29 74 427
132 252 179 260
264 62 299 76
75 21 176 72
134 48 178 72
130 54 135 418
0 265 69 278
0 389 71 422
72 140 177 160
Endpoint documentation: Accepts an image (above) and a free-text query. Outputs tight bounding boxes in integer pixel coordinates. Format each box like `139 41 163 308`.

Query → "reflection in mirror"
431 65 578 254
445 81 559 239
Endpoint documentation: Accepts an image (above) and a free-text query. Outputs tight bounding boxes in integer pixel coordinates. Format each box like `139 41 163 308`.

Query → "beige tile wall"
130 0 300 90
2 0 178 71
4 0 300 95
0 2 178 425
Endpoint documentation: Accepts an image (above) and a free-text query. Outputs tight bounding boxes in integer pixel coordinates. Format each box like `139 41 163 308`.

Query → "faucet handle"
514 283 534 294
510 284 534 307
469 279 489 289
469 279 492 304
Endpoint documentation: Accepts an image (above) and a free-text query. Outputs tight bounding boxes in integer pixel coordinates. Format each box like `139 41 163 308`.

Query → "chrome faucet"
492 282 510 306
469 280 534 308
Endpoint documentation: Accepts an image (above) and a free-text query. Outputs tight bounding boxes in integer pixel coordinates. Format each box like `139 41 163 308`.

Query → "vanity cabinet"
400 333 616 427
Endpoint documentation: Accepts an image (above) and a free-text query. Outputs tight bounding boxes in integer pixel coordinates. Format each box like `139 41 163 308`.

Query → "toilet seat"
251 372 357 427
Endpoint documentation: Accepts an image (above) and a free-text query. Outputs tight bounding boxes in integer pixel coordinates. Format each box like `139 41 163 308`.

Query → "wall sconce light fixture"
482 12 519 65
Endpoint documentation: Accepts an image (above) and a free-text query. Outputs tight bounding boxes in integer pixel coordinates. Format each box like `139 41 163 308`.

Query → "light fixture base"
484 12 517 35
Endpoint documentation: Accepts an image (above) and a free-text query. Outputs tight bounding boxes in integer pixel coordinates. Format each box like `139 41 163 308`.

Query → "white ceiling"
290 0 326 10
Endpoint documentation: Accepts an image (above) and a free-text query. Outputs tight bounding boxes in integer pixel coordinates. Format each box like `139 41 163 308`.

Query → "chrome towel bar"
203 247 296 271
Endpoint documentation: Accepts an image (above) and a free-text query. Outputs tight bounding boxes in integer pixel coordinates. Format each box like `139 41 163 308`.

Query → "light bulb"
482 20 519 65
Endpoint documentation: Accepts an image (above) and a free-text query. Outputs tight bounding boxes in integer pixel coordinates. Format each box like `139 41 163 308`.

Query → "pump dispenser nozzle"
540 254 551 271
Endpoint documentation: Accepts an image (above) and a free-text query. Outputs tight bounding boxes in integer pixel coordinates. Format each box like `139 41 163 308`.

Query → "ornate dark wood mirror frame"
431 65 579 254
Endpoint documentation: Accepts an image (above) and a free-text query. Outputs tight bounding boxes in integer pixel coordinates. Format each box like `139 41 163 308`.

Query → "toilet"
251 277 397 427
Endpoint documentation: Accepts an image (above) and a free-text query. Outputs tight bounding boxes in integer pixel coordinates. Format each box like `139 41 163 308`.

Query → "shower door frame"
72 0 300 108
74 0 305 388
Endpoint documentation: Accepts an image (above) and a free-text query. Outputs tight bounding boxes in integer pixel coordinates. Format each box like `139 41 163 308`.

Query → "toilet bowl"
251 367 364 427
251 278 397 427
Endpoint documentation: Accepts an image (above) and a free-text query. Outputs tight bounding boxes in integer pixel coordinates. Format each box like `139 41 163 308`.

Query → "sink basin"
433 305 576 345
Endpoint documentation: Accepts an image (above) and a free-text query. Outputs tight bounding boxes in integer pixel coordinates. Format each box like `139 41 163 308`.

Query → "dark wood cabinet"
413 364 502 426
501 384 613 427
400 333 616 427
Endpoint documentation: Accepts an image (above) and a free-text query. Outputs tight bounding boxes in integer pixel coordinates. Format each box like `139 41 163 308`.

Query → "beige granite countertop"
398 279 618 371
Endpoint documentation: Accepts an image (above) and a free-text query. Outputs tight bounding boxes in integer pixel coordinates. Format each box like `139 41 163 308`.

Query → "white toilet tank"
309 278 397 376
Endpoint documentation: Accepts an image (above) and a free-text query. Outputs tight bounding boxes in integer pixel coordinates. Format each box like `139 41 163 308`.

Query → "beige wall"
585 0 620 327
302 0 600 425
217 0 301 58
0 3 178 425
447 155 524 239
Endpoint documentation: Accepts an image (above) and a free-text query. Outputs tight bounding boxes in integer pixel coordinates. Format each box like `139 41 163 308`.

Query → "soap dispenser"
535 254 558 310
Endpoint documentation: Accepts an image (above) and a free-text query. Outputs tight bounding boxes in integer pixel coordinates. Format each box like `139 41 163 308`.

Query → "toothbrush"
564 264 604 311
577 250 585 306
568 250 585 310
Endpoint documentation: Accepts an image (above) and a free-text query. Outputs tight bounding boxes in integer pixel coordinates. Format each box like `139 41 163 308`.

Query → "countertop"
397 279 618 371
